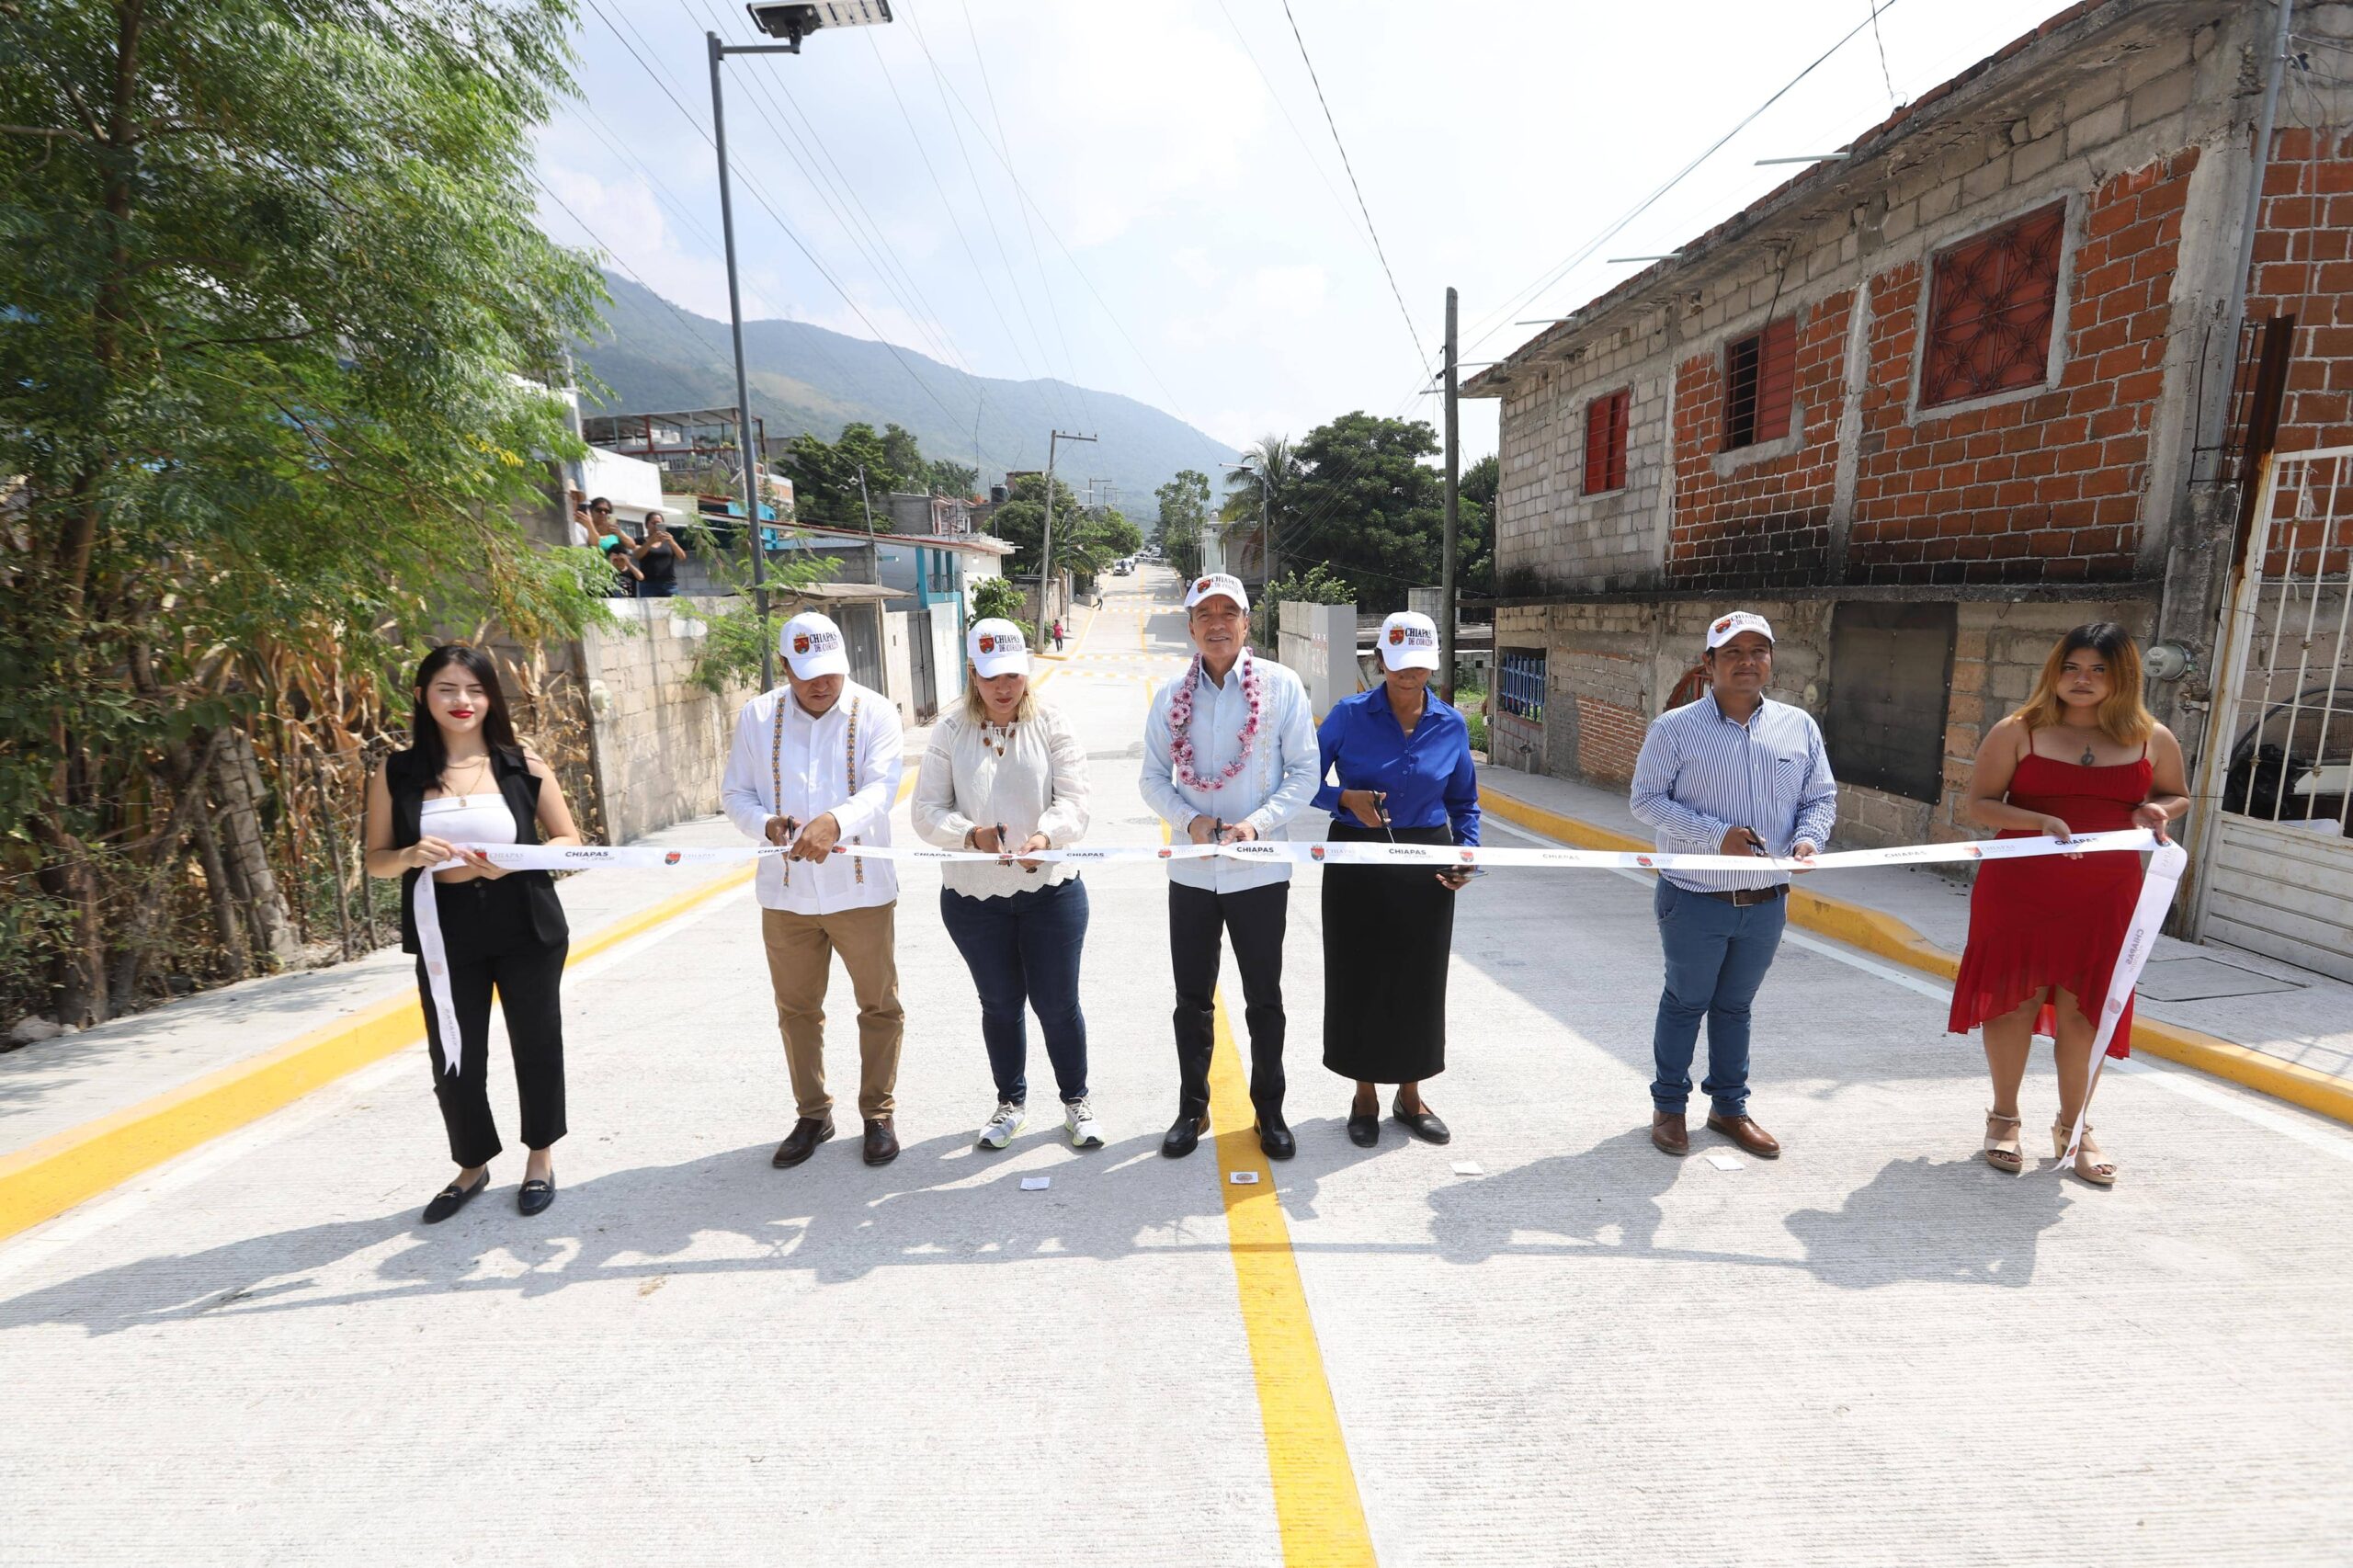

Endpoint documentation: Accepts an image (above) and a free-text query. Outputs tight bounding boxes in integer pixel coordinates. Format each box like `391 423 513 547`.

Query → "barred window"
1723 317 1794 450
1583 388 1630 494
1921 201 2065 408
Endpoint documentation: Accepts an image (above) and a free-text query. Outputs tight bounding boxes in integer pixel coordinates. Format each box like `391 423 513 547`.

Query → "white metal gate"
2188 444 2353 980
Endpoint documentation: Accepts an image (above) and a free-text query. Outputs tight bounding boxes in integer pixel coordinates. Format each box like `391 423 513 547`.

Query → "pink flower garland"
1168 647 1263 792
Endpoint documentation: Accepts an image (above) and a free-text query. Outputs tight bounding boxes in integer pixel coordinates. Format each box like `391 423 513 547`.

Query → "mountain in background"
574 272 1235 509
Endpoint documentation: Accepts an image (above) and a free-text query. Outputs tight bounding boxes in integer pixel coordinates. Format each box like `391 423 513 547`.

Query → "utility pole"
1441 285 1461 702
1036 429 1096 649
1259 481 1273 603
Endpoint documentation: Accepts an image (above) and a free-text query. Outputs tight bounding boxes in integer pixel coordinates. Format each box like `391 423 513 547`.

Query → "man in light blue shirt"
1629 611 1836 1162
1142 573 1320 1161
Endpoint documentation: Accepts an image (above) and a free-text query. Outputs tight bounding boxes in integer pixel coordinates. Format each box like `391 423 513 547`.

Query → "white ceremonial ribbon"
2054 839 2188 1176
409 827 2168 1077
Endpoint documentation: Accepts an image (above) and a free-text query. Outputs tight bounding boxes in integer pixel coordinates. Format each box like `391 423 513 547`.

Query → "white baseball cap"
779 611 850 679
1378 610 1442 672
1184 573 1250 613
966 618 1031 679
1704 610 1776 652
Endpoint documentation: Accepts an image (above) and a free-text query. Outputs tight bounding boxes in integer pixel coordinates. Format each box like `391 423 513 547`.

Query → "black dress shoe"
1161 1109 1211 1159
421 1171 488 1224
772 1115 835 1168
1347 1111 1380 1148
861 1118 900 1166
517 1176 555 1216
1256 1118 1297 1161
1392 1096 1451 1145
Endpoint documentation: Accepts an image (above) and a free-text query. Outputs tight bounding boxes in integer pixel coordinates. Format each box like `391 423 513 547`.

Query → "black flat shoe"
1392 1097 1451 1145
422 1172 488 1224
517 1176 555 1216
1256 1118 1297 1161
1161 1109 1210 1159
1347 1111 1380 1148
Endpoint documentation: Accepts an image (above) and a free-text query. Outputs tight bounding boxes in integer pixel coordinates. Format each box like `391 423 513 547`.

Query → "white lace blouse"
912 701 1091 899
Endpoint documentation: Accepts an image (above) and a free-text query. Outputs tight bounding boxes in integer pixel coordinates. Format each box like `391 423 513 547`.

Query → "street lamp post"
1035 428 1096 651
707 2 895 689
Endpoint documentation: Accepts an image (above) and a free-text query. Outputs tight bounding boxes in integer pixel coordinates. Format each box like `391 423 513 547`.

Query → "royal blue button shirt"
1313 686 1481 845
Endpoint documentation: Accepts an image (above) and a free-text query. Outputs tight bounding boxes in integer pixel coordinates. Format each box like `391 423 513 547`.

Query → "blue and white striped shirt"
1629 693 1837 892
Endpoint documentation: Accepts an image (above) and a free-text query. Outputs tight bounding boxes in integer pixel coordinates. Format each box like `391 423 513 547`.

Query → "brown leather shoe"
1651 1110 1688 1156
771 1115 835 1168
1707 1110 1781 1159
861 1118 900 1166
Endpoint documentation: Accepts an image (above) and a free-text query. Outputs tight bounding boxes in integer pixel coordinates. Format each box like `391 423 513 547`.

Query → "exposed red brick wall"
1573 694 1647 784
2249 127 2353 457
1664 289 1853 588
1845 148 2200 585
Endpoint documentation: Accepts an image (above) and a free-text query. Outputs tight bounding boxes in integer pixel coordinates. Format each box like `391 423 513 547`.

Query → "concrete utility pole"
1035 429 1096 649
1441 284 1461 702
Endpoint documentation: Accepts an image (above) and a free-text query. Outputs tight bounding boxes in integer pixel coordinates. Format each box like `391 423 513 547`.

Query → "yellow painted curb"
0 862 759 1244
1476 782 2353 1130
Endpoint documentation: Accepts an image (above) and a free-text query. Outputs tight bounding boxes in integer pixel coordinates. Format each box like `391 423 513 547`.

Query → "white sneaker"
977 1100 1025 1150
1063 1096 1105 1149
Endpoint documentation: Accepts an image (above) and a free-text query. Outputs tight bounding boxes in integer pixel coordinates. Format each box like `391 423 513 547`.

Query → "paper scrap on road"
1450 1161 1485 1176
1229 1171 1260 1185
1705 1153 1743 1171
1019 1176 1051 1191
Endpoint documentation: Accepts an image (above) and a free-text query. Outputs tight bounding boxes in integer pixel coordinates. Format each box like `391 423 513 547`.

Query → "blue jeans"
1651 880 1787 1117
938 877 1090 1105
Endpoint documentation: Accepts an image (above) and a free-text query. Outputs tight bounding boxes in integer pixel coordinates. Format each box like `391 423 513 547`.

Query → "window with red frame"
1583 388 1630 494
1921 200 2065 408
1723 317 1794 450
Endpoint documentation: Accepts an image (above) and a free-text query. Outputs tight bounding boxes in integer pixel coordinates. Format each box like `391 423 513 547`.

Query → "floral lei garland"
1167 646 1263 791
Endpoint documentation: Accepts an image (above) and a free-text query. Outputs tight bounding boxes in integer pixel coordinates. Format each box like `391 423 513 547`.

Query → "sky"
533 0 2096 470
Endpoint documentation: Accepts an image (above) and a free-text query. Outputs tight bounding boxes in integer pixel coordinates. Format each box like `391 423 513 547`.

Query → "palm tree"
1220 434 1302 585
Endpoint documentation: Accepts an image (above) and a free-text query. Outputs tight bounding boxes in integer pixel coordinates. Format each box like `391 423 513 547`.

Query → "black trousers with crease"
415 875 569 1168
1169 879 1290 1120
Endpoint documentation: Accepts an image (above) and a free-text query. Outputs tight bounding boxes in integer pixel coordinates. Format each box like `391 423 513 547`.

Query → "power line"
1464 0 1910 356
1867 0 1897 111
1277 0 1430 375
1211 0 1377 263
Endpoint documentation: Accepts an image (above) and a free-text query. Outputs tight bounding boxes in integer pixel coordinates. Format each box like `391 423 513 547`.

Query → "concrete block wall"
579 598 756 846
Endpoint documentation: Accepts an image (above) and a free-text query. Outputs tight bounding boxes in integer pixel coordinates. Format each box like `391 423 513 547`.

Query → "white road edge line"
1483 814 2353 1162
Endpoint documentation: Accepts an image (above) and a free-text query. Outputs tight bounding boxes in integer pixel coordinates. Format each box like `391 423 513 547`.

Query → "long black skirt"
1321 822 1457 1083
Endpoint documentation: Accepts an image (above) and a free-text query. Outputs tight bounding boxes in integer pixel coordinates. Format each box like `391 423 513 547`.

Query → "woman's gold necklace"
444 753 493 797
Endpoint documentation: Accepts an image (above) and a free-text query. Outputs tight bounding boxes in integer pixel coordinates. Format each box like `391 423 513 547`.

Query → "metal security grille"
1723 317 1794 450
2188 444 2353 980
1583 388 1629 494
1921 201 2064 408
1494 649 1546 772
1824 601 1956 803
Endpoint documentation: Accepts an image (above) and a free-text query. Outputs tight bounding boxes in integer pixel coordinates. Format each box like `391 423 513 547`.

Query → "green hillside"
575 272 1234 506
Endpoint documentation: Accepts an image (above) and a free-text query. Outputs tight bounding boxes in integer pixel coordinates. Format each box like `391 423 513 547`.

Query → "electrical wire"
1868 0 1898 111
1211 0 1378 263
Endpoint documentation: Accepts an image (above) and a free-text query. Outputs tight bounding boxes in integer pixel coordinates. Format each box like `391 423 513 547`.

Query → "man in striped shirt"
1629 611 1837 1161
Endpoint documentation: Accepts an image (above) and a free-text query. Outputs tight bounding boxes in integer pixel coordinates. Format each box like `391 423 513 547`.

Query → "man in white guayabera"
1141 572 1320 1162
720 611 907 1171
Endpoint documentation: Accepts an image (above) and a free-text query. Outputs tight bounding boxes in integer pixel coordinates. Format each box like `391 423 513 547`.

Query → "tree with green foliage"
1265 563 1354 606
926 458 981 499
0 0 606 1024
968 576 1025 625
988 472 1140 578
1219 434 1302 578
779 421 900 525
1155 468 1211 577
1278 412 1492 612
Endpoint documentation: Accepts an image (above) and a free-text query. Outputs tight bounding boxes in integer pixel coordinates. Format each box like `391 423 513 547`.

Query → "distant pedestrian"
913 618 1101 1152
1313 609 1480 1149
363 644 581 1222
719 612 907 1169
604 538 642 598
1142 572 1319 1160
1628 611 1835 1162
631 511 690 597
1051 618 1064 652
1950 622 2190 1185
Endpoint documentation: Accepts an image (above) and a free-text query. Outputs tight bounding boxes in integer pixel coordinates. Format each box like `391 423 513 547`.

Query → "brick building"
1466 0 2353 971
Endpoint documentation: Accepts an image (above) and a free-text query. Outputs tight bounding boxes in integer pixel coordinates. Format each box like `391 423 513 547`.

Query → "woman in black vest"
365 645 580 1221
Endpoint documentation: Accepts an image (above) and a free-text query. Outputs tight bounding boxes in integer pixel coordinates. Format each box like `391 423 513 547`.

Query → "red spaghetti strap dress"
1948 750 2154 1058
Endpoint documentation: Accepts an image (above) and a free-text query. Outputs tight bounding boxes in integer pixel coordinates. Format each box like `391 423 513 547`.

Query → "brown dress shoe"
771 1115 835 1168
1651 1110 1689 1156
1707 1111 1781 1159
861 1118 900 1166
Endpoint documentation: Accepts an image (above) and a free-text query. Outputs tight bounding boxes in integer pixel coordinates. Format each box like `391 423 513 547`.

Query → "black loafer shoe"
1256 1118 1297 1161
517 1176 555 1216
1347 1111 1380 1148
772 1116 835 1168
422 1171 488 1224
1161 1109 1210 1159
1392 1097 1452 1145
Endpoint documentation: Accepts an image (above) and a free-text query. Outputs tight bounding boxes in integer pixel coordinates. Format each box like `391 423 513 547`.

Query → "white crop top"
420 794 518 846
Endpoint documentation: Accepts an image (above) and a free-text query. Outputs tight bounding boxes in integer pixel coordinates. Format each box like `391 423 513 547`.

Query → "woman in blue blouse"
1314 609 1482 1148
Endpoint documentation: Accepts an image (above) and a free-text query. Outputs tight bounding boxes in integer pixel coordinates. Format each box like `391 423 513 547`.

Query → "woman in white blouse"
914 619 1098 1151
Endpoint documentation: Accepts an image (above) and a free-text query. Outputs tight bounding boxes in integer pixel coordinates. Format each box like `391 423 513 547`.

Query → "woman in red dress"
1950 623 2190 1185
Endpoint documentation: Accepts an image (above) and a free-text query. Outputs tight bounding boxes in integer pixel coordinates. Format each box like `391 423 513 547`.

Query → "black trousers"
1169 880 1290 1119
415 876 570 1167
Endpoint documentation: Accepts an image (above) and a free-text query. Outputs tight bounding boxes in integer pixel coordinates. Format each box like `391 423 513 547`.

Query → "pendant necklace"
981 720 1017 758
2080 743 2097 766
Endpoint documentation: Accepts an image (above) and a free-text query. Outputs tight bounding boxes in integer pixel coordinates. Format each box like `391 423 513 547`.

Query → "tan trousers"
760 903 904 1121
